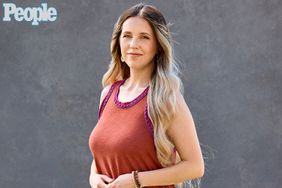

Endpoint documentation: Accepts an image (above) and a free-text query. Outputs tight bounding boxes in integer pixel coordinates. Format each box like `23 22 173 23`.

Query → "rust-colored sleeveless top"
89 78 175 188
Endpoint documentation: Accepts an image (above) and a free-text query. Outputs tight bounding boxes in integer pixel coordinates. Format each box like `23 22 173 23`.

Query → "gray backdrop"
0 0 281 188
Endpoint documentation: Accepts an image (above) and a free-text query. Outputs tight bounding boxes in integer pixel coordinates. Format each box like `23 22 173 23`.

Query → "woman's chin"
126 62 145 68
126 60 142 65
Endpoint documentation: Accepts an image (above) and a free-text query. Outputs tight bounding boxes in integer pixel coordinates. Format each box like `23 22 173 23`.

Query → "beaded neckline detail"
114 78 149 108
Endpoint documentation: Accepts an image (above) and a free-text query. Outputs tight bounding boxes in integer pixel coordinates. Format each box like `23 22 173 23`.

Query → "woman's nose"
129 38 139 48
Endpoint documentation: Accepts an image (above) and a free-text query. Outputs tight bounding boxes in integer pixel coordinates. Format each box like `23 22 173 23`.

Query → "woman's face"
119 16 158 70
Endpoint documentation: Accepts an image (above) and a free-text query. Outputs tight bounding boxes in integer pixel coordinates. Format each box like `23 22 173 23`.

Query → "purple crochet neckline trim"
114 78 149 108
144 104 154 137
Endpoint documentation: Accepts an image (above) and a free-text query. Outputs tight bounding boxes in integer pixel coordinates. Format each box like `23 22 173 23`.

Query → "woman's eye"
123 35 130 38
141 36 149 39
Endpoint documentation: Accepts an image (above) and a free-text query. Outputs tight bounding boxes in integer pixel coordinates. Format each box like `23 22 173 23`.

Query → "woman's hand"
89 173 113 188
106 173 134 188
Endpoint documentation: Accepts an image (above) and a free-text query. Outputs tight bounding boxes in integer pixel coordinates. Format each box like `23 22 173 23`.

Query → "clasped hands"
90 173 135 188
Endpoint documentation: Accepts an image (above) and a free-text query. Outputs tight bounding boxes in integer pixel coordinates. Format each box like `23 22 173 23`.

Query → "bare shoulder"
167 90 194 139
99 84 112 107
175 90 192 116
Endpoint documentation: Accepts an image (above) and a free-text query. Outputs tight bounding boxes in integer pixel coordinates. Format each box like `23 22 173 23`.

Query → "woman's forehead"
121 16 154 35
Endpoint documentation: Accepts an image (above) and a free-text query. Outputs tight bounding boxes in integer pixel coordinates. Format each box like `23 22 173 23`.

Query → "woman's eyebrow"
140 32 152 36
122 31 152 36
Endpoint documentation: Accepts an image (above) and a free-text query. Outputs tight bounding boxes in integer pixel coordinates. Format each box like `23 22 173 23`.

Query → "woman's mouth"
127 53 142 56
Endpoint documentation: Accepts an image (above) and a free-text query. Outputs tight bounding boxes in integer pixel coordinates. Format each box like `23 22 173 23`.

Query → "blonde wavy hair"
101 3 202 188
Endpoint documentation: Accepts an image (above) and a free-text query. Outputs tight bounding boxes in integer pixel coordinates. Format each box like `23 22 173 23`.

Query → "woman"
89 3 204 188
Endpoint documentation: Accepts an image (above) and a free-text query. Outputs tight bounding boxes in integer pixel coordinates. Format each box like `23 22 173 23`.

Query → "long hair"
102 3 202 187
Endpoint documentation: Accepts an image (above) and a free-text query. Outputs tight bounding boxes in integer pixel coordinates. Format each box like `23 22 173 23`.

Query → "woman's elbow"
196 160 205 178
186 160 205 179
181 160 205 179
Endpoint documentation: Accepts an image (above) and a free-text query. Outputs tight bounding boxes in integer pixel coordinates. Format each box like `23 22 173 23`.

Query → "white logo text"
2 3 57 26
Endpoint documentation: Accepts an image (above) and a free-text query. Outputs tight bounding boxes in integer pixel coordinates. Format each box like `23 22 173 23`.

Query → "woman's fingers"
89 173 114 188
100 174 114 183
97 180 109 188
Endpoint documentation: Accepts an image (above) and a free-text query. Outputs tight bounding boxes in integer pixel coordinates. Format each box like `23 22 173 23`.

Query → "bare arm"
90 159 98 175
90 84 111 174
89 85 113 188
138 91 204 186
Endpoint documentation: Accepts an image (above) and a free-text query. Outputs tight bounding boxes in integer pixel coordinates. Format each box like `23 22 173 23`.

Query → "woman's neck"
123 76 150 91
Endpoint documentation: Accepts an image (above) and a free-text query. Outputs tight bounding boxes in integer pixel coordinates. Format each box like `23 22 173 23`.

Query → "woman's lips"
127 53 142 56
